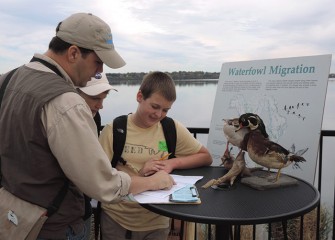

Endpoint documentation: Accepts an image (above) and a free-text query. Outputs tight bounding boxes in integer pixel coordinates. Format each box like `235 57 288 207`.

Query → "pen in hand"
159 152 171 161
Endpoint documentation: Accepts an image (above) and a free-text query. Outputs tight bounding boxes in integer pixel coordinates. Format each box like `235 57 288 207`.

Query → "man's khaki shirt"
32 54 131 203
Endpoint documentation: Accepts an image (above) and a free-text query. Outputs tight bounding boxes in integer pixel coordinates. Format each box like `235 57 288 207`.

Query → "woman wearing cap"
78 73 116 117
78 73 116 134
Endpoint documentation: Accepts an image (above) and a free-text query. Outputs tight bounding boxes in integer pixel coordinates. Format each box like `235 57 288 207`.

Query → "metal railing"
319 130 335 240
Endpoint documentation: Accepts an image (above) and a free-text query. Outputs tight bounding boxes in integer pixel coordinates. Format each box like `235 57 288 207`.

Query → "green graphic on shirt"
158 141 168 152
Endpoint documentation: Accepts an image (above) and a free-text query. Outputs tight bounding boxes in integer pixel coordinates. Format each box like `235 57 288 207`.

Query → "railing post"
316 133 323 240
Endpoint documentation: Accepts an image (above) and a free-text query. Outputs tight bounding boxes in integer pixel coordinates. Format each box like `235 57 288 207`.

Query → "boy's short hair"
140 71 176 102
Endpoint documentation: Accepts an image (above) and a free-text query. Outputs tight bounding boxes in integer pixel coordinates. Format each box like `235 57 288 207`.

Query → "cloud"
1 0 334 74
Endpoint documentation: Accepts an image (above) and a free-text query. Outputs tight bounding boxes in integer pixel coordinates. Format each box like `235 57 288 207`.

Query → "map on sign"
207 55 332 184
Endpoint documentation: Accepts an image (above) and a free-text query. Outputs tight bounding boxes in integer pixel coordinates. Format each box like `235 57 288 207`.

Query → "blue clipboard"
169 184 200 203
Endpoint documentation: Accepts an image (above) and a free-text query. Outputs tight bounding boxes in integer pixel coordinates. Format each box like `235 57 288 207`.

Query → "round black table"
141 166 320 239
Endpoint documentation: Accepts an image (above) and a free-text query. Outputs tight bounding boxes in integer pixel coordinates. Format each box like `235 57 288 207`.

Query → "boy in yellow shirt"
99 71 212 240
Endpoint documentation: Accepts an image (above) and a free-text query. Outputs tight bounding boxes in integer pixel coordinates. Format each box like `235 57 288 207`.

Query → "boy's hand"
139 159 166 176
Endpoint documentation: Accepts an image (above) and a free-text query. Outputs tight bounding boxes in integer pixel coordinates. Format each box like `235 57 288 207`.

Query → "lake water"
99 80 335 208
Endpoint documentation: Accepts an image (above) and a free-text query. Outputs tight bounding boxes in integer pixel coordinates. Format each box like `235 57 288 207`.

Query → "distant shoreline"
106 71 220 83
106 71 335 83
108 77 335 85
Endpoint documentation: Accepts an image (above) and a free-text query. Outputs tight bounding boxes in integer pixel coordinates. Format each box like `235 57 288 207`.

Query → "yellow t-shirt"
99 115 202 231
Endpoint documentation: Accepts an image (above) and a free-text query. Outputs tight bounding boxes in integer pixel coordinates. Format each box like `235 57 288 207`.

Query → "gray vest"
0 65 85 238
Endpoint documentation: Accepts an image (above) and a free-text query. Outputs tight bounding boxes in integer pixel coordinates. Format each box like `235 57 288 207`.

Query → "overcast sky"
1 0 334 74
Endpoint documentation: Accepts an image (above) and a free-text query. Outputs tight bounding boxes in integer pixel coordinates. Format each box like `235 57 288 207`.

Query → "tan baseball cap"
79 73 117 96
56 13 126 69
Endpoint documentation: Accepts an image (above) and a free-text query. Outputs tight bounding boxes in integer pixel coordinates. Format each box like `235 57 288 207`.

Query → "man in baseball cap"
0 12 174 240
56 13 125 69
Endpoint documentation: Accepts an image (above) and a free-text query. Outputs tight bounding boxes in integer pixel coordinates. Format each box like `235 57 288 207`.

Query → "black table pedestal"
216 224 231 240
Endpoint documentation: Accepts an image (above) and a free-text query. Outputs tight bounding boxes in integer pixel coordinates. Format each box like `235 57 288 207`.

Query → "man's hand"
129 170 175 195
148 170 175 190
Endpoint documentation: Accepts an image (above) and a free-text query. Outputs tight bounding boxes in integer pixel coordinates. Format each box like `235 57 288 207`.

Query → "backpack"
111 115 177 167
94 115 177 239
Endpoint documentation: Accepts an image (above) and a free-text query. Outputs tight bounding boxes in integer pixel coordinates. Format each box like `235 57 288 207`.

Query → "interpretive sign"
207 54 332 184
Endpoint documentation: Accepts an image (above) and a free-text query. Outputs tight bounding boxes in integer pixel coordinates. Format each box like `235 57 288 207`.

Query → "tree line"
106 71 220 82
106 71 335 83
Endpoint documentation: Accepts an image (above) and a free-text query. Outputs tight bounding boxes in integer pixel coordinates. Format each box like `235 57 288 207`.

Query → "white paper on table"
132 174 203 203
170 174 203 185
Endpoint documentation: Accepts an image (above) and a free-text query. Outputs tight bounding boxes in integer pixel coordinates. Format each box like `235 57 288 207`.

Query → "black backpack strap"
30 56 64 78
94 112 102 136
161 117 177 159
94 201 102 240
111 115 128 167
46 179 69 217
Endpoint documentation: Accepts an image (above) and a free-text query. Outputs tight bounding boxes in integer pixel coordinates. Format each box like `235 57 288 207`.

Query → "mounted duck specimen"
202 117 263 188
237 113 308 182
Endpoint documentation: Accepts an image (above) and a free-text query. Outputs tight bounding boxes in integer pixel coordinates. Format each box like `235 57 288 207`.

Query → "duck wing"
247 130 307 170
264 140 307 165
246 130 291 168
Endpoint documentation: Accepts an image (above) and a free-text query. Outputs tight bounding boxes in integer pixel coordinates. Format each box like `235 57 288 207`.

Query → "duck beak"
235 123 244 132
